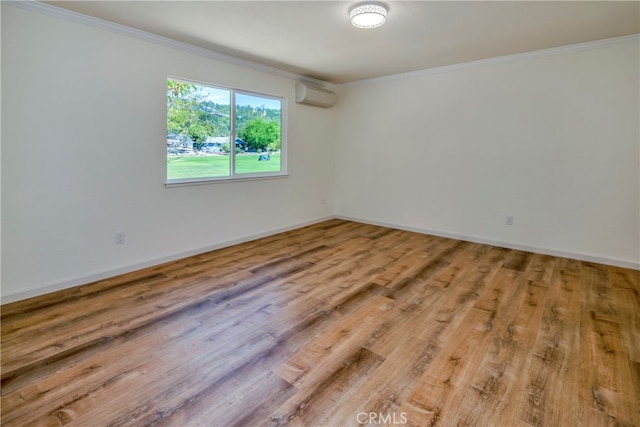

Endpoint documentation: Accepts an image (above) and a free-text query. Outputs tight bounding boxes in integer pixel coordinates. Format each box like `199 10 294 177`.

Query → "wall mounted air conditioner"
295 82 336 108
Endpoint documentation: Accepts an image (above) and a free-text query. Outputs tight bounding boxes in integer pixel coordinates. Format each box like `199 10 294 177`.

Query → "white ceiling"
45 1 640 84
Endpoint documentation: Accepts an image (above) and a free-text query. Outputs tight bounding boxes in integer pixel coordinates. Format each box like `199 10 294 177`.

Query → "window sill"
165 173 289 188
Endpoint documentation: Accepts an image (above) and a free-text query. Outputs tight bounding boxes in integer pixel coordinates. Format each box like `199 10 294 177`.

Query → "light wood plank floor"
2 219 639 426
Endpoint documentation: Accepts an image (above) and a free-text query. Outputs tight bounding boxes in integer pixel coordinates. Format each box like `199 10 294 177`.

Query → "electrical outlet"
506 216 514 226
116 231 126 245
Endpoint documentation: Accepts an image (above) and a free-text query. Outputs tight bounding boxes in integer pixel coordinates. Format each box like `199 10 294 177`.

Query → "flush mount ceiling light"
349 2 387 29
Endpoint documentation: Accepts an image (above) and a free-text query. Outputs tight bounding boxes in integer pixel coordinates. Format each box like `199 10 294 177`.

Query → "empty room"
1 1 639 426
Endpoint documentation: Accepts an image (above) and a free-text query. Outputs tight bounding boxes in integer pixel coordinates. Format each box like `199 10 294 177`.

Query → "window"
166 78 286 184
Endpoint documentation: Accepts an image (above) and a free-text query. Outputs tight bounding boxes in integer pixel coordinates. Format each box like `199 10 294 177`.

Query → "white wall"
1 5 335 302
335 39 639 268
2 5 638 304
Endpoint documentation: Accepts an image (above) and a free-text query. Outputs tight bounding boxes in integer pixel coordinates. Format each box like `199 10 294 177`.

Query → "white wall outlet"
506 216 514 226
116 231 126 245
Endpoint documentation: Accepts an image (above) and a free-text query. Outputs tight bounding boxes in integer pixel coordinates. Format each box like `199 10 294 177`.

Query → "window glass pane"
235 92 282 174
167 80 231 180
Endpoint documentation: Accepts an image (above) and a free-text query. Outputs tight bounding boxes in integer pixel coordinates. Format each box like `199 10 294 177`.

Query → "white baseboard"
3 214 637 305
336 215 640 271
0 216 335 305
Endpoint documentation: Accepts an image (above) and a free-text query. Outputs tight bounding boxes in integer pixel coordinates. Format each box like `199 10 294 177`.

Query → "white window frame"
165 77 288 187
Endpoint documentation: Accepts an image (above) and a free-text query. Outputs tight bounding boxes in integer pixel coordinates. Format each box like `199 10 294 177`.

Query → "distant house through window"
166 78 286 184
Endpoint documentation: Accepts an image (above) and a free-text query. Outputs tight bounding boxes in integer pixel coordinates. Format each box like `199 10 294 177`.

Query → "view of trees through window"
167 79 283 181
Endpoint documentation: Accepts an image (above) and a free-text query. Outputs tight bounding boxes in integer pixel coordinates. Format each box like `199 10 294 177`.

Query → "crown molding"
5 2 637 92
4 0 331 88
341 34 640 87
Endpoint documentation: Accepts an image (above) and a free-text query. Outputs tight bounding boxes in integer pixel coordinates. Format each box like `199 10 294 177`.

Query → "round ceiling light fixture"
349 2 387 29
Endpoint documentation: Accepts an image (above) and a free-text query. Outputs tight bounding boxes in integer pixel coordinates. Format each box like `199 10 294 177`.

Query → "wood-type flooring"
2 219 639 426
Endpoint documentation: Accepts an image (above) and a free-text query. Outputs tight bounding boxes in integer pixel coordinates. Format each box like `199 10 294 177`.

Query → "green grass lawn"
167 153 281 180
